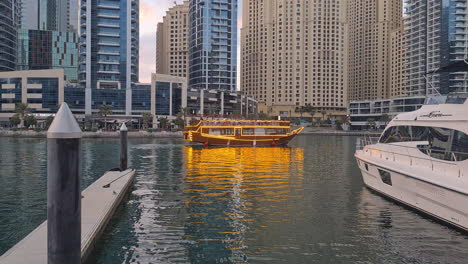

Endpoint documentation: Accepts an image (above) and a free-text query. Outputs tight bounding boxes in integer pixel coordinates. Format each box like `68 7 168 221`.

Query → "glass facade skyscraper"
20 0 78 32
405 0 468 95
79 0 139 115
0 0 21 71
189 0 237 91
16 29 78 82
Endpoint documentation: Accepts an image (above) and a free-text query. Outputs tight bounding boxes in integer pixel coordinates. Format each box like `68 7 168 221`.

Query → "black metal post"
120 122 128 171
47 103 82 264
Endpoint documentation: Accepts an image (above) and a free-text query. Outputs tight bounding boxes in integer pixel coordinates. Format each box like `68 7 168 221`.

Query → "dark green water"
1 136 468 263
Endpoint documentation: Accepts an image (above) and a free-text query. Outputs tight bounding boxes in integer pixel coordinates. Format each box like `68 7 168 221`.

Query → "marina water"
1 136 468 263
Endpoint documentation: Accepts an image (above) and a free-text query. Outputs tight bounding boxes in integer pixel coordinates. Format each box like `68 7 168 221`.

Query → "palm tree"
180 107 188 126
99 105 113 130
15 103 30 128
295 106 305 118
142 112 152 129
159 117 169 131
320 111 327 123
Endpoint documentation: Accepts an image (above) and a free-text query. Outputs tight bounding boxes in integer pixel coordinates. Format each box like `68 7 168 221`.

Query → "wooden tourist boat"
183 120 304 146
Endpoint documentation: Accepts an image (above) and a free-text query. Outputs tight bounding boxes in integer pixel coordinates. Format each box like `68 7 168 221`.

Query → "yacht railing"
357 141 466 178
356 134 379 150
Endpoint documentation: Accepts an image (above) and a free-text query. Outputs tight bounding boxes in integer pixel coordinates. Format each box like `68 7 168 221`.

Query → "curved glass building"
0 0 20 71
189 0 238 91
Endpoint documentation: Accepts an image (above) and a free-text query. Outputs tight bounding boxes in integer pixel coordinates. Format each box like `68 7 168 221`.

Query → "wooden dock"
0 169 136 264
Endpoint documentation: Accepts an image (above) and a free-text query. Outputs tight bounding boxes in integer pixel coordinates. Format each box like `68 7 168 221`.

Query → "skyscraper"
241 0 348 117
0 0 21 71
20 0 78 32
348 0 405 101
17 29 79 82
405 0 468 96
189 0 238 91
79 0 139 115
156 1 189 78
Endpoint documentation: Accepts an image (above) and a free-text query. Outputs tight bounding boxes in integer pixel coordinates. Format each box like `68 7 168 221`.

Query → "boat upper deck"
187 120 291 129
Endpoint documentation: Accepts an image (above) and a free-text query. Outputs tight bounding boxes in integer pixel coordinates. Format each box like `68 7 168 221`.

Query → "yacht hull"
355 154 468 231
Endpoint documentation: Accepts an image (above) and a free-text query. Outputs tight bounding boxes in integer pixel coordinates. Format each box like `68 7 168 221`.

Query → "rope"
102 169 135 188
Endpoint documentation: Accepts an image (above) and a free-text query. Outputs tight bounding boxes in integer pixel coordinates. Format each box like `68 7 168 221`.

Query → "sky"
139 0 243 85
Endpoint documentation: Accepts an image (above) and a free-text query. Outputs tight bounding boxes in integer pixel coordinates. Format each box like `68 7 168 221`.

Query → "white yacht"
355 93 468 230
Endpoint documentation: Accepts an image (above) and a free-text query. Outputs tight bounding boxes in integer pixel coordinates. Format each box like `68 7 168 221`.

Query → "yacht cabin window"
379 125 468 161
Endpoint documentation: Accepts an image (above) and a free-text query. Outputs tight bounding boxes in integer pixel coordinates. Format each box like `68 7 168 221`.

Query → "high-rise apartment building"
241 0 348 116
20 0 78 32
156 1 189 78
189 0 238 91
17 29 79 82
405 0 468 96
389 26 407 98
0 0 21 71
79 0 139 115
348 0 405 101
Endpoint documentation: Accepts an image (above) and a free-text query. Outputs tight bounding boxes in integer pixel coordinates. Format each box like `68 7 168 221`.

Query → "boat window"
378 169 392 186
254 128 266 135
209 128 233 135
243 128 254 135
452 131 468 161
266 128 279 135
446 94 468 104
379 125 468 161
380 126 411 143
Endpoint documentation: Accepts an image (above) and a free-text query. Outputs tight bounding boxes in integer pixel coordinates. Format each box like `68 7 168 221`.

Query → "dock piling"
46 103 82 264
120 122 128 171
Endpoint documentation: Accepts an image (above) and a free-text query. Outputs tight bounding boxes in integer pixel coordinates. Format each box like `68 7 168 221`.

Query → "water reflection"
183 146 304 263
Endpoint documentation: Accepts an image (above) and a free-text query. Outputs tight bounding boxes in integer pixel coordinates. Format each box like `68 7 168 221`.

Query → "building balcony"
98 60 120 65
97 33 120 37
97 51 120 56
97 14 120 19
97 4 120 10
98 42 120 47
97 70 120 74
98 23 120 28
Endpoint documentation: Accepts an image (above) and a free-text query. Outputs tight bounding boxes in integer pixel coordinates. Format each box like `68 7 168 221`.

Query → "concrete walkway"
0 169 136 264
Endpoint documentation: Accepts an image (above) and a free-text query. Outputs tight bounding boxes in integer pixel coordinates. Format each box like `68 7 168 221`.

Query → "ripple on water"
2 137 468 264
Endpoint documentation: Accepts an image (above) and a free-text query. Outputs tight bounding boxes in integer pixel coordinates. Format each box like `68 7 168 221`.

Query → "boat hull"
355 153 468 231
185 131 300 146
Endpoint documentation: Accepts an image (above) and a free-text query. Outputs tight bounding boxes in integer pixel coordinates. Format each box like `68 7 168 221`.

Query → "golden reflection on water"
183 146 304 261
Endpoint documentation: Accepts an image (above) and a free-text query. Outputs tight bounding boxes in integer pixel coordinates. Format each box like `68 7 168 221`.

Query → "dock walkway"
0 169 136 264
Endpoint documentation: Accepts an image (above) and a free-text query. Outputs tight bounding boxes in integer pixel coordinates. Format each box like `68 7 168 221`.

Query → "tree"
189 118 199 126
258 112 269 120
295 106 305 118
10 114 20 127
45 115 54 129
381 114 391 126
320 111 327 123
180 107 188 125
159 117 169 130
173 115 185 129
366 118 376 130
15 103 30 128
99 104 113 130
142 112 153 129
24 115 37 128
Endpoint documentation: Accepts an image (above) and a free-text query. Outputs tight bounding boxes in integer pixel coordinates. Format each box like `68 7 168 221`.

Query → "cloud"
139 0 243 84
138 0 175 82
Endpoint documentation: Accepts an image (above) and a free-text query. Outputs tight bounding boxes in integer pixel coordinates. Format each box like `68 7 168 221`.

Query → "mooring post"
47 103 82 264
120 122 128 171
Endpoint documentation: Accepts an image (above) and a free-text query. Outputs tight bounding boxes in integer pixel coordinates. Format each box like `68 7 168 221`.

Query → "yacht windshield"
445 93 468 104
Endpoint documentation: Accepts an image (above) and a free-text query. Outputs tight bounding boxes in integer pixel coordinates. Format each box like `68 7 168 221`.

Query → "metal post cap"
120 122 128 131
47 103 82 139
